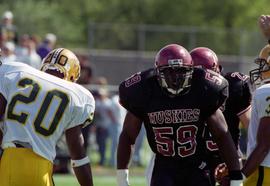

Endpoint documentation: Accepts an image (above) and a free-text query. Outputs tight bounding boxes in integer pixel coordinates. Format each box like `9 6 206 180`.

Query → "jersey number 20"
7 78 69 136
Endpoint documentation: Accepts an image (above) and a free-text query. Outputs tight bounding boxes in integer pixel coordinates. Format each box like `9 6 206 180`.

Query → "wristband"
229 170 243 186
230 180 243 186
71 156 90 167
268 39 270 44
117 169 130 186
242 172 246 180
229 170 243 180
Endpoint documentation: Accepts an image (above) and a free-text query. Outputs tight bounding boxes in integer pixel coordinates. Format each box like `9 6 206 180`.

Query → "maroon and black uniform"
119 67 228 186
204 71 252 185
223 72 251 147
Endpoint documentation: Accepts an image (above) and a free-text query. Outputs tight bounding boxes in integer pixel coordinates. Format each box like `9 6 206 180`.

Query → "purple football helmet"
155 44 193 96
190 47 220 73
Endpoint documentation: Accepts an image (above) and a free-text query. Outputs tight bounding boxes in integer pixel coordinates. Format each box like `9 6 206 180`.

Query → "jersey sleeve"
0 72 8 98
254 89 270 119
66 90 95 130
224 72 251 116
202 69 229 117
118 71 149 119
208 83 228 115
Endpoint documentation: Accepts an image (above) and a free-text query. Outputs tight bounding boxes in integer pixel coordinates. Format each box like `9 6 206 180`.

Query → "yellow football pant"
0 147 53 186
244 166 270 186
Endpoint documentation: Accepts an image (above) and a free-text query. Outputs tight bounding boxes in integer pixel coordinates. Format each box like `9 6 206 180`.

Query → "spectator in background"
16 34 42 69
95 87 114 166
132 126 146 167
0 28 8 49
1 41 17 63
77 60 94 151
109 94 126 167
0 10 18 44
15 34 29 57
37 33 57 59
77 60 93 85
93 77 114 166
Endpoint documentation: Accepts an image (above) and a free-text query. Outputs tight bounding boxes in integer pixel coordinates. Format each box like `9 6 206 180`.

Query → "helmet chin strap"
167 87 180 95
161 78 184 95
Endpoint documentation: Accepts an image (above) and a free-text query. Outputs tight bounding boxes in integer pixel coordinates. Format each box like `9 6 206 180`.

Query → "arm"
238 107 251 129
207 109 242 183
65 125 93 186
117 111 143 186
242 117 270 177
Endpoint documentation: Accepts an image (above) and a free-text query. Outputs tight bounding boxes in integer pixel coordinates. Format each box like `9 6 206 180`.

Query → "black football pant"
150 156 212 186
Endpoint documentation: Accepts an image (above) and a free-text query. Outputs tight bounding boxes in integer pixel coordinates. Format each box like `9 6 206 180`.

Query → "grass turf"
54 174 146 186
54 164 147 186
54 132 151 186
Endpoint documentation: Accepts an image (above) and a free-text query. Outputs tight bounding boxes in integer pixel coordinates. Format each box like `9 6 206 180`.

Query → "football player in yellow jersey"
0 48 95 186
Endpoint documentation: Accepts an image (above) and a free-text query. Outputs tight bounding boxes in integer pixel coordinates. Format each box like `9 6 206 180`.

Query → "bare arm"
238 107 251 129
65 125 93 186
242 117 270 177
117 111 142 169
207 109 241 172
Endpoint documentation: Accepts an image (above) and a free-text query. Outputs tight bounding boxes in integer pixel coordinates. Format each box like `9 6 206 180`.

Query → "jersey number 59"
153 125 198 157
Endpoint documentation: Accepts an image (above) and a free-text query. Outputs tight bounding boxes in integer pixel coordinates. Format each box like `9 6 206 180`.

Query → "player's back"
0 62 95 162
223 72 251 146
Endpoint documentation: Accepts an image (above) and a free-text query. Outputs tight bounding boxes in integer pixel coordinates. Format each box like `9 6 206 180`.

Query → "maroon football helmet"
155 44 193 96
190 47 220 73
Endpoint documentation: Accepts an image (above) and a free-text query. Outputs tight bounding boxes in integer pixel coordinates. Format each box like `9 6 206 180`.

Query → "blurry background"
0 0 269 185
0 0 269 85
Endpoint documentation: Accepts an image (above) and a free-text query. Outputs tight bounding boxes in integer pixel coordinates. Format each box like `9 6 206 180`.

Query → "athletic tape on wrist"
71 156 90 167
230 180 243 186
117 169 129 186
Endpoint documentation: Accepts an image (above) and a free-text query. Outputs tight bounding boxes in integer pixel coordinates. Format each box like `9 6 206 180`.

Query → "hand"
258 15 270 40
215 163 228 183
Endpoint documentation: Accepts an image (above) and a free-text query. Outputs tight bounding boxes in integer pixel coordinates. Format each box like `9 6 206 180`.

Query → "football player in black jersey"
190 47 252 186
116 44 243 186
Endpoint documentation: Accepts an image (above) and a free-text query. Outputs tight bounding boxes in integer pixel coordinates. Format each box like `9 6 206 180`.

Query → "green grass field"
54 165 147 186
54 174 146 186
54 137 151 186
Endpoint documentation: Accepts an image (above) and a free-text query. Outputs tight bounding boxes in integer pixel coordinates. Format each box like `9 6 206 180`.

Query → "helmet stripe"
51 48 64 64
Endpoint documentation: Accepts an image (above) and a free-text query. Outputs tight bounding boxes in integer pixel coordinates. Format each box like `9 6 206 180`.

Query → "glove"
258 15 270 41
117 169 130 186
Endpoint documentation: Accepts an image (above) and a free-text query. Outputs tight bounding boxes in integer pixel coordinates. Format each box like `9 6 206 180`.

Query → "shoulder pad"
224 72 252 107
194 68 228 91
119 69 156 116
224 72 249 84
193 68 229 115
224 72 251 95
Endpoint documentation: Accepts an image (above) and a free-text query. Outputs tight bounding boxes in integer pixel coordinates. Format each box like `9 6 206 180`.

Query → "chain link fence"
88 22 265 56
73 22 266 86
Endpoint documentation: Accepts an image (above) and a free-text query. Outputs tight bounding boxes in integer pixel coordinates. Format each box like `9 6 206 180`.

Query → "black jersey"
203 72 252 185
204 72 251 152
119 67 228 163
223 72 251 145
